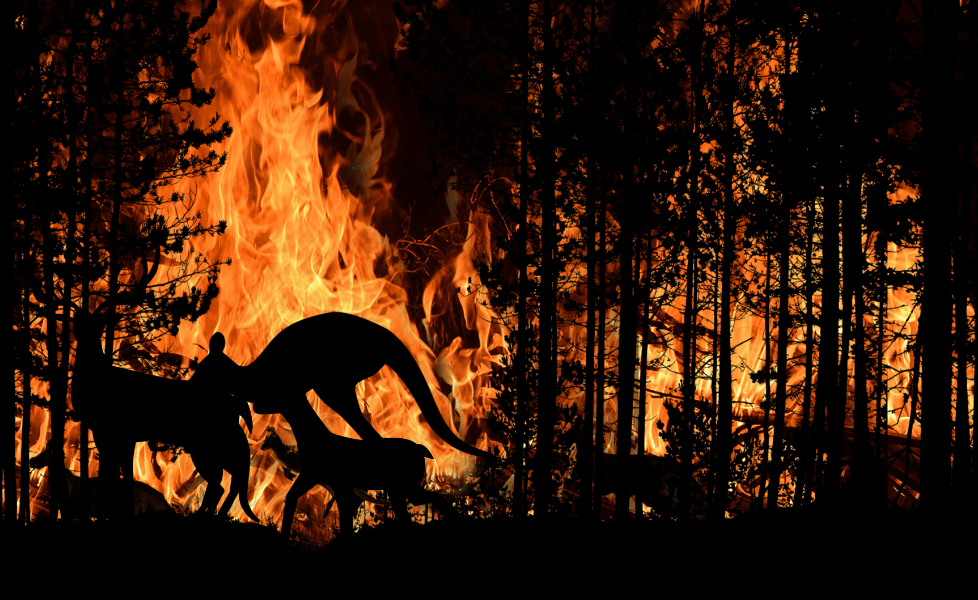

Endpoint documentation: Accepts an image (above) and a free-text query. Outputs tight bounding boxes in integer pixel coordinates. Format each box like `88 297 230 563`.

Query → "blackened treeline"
392 0 973 522
11 0 230 522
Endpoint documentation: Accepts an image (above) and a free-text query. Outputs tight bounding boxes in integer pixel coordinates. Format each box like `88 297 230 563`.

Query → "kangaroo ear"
210 332 226 354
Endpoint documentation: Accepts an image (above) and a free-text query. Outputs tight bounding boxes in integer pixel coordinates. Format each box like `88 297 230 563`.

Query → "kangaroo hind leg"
281 471 318 540
195 455 225 516
218 430 259 522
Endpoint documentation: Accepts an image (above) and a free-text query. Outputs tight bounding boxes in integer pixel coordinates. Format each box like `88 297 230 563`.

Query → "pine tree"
13 0 231 520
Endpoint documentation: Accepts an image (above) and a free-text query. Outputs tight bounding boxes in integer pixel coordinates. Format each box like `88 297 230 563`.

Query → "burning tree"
10 0 972 543
12 0 231 521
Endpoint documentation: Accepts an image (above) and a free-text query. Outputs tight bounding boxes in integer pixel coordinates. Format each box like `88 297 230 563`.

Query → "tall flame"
14 0 971 528
12 0 504 537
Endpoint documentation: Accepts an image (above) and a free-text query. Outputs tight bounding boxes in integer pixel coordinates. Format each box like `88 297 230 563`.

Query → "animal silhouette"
256 400 455 539
593 452 708 517
260 426 387 504
193 312 493 460
71 316 259 521
575 418 708 517
30 444 174 517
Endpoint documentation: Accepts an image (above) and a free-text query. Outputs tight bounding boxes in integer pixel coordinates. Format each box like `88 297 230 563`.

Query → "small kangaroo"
30 444 174 517
193 312 493 460
71 316 259 521
260 427 385 503
259 410 455 539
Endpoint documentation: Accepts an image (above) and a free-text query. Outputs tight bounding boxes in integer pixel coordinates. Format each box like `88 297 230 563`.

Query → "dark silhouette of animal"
193 312 492 460
575 418 707 517
30 444 174 517
260 427 385 503
71 316 259 521
593 452 708 517
260 426 473 518
259 418 455 539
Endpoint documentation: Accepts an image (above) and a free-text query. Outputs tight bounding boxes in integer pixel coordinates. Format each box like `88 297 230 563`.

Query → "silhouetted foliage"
12 0 231 520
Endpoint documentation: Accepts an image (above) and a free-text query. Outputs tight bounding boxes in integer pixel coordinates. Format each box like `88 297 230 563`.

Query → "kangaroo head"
192 332 240 386
191 332 254 432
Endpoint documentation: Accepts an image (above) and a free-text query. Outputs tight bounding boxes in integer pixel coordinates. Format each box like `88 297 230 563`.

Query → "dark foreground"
8 509 955 591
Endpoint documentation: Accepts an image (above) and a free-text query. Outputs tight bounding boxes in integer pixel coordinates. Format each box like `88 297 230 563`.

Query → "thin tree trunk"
614 3 639 522
20 286 32 524
78 24 95 516
534 0 555 516
713 21 736 520
758 245 771 509
920 0 955 511
42 210 69 522
513 0 530 520
709 243 719 515
848 165 869 508
678 8 702 521
19 0 41 525
821 6 846 508
951 113 972 502
593 193 607 520
951 2 974 506
769 26 794 512
796 181 816 509
60 34 80 521
816 8 842 506
903 325 922 505
577 0 597 521
636 234 653 516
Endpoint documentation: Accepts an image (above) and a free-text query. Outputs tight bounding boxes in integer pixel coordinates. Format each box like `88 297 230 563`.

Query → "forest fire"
11 0 974 543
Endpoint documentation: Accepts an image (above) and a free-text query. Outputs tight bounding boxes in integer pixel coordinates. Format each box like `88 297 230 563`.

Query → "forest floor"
9 509 955 592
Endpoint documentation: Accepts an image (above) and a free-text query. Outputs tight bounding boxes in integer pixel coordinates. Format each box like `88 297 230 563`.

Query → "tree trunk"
615 3 639 522
513 0 530 520
951 0 973 507
817 8 842 508
577 0 598 522
19 287 32 524
713 21 736 520
636 234 653 516
593 190 608 520
534 0 555 517
920 0 955 512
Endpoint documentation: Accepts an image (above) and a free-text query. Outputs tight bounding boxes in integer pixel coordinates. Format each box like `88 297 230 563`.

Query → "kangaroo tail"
237 478 260 523
235 433 261 523
386 340 494 461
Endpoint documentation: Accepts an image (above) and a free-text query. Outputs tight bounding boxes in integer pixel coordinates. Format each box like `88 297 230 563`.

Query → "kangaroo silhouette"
260 426 385 503
71 315 259 521
30 444 174 517
259 409 455 539
259 426 456 538
195 312 493 460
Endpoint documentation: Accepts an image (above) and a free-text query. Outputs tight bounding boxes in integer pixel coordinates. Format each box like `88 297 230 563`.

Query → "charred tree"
952 17 975 503
713 14 737 521
13 0 230 520
534 0 556 516
920 0 956 512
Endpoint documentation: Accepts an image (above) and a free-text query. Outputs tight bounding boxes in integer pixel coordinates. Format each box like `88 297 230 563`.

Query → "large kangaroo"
71 316 259 521
195 312 493 460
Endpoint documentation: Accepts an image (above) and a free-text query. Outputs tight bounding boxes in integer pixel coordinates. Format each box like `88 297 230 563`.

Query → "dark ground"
7 509 956 593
